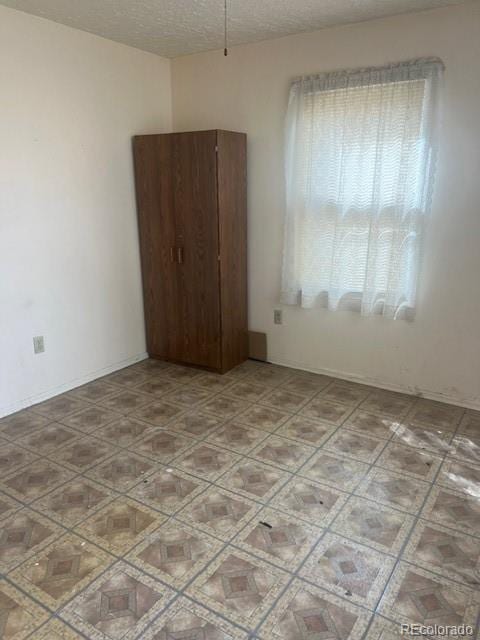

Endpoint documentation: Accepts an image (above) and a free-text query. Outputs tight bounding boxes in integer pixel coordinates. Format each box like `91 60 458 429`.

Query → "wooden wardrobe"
133 130 248 373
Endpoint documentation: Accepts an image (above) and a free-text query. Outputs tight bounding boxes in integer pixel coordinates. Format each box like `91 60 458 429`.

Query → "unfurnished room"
0 1 479 638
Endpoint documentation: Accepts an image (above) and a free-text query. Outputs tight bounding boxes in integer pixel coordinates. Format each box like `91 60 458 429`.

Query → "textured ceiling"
0 0 474 58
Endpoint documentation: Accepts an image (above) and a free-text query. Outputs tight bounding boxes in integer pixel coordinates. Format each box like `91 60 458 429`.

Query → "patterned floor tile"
355 467 431 514
246 366 293 388
223 380 270 403
33 478 116 527
141 596 246 640
206 421 268 454
102 367 150 388
60 406 121 432
133 377 179 397
403 519 480 587
259 389 310 413
31 394 92 420
447 435 480 466
167 411 224 439
457 410 480 437
74 497 166 555
379 562 480 632
163 386 214 407
300 532 395 608
299 397 354 425
421 486 480 537
223 369 255 384
4 359 479 638
191 372 237 393
0 442 39 478
173 443 240 481
359 389 414 418
95 416 152 448
9 533 114 610
226 359 262 377
16 423 79 455
0 460 75 503
275 415 336 447
130 400 184 427
375 442 442 481
0 508 63 572
217 459 290 502
407 399 464 431
0 492 23 522
134 430 196 464
436 459 480 497
128 467 207 515
258 577 371 640
166 365 205 383
320 381 372 407
126 519 224 588
70 379 119 403
236 406 293 435
250 435 314 472
176 486 260 541
343 409 399 440
34 618 85 639
332 497 414 555
291 370 334 385
98 390 153 415
53 436 117 472
279 374 331 397
234 506 321 571
201 396 251 420
322 429 386 464
187 548 289 629
270 477 348 527
61 561 175 640
129 359 172 375
300 450 369 492
86 452 157 492
0 409 50 440
0 581 49 639
393 423 453 455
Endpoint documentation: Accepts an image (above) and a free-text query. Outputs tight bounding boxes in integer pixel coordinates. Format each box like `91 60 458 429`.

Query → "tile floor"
0 358 479 639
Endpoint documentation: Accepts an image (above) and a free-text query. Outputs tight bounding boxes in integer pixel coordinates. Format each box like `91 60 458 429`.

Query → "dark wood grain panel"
216 130 248 371
132 135 177 359
171 131 221 369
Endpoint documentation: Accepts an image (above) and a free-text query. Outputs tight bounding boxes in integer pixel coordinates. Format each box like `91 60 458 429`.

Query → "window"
280 58 443 319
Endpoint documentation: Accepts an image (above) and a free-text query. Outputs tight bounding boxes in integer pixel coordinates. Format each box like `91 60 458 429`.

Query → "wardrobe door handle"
177 247 184 264
170 247 176 262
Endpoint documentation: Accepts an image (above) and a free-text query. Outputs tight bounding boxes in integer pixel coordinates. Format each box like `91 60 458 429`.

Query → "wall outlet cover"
33 336 45 354
274 309 283 324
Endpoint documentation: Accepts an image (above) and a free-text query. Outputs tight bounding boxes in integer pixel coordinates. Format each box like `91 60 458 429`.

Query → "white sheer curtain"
280 58 443 319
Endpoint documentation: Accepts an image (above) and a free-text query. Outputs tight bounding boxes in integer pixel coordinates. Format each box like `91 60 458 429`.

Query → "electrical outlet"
273 309 283 325
33 336 45 354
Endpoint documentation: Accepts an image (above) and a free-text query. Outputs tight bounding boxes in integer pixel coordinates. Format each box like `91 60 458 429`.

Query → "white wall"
172 3 480 408
0 6 172 416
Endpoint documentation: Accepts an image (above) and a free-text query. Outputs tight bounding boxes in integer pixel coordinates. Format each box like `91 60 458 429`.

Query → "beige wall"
172 3 480 408
0 6 172 415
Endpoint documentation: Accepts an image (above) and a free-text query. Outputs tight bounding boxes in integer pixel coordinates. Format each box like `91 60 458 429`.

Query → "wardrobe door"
171 131 221 369
133 135 178 360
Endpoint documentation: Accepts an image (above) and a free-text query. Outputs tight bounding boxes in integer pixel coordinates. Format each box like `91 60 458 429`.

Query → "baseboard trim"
0 352 149 418
268 356 480 411
3 351 478 417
